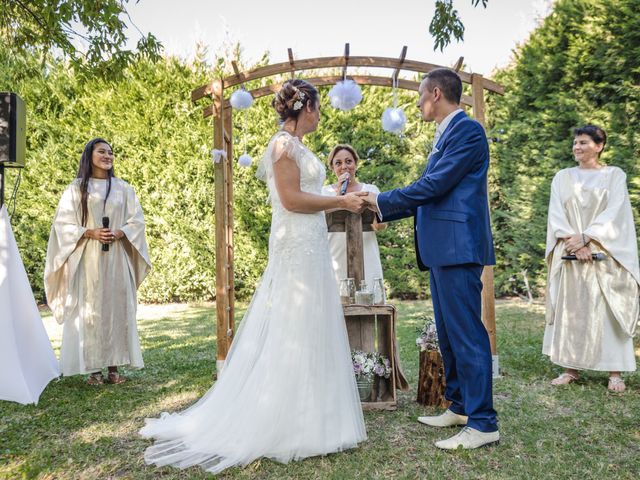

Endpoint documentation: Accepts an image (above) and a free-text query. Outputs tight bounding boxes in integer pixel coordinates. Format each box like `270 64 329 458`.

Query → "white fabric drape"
0 205 59 404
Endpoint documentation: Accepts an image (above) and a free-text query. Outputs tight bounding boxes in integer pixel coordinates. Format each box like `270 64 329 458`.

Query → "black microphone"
561 253 606 261
102 216 110 252
339 176 349 196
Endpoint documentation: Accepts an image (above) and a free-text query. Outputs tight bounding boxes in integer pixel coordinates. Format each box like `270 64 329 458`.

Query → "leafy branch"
0 0 162 77
429 0 489 51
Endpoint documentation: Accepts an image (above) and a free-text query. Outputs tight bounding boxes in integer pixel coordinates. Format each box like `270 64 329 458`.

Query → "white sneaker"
417 409 468 427
434 426 500 450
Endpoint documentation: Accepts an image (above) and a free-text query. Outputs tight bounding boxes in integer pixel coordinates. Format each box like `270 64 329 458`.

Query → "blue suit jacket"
377 111 495 269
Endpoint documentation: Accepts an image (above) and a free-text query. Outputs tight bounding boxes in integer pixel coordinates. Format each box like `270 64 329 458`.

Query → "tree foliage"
0 0 161 77
2 0 638 304
430 0 489 51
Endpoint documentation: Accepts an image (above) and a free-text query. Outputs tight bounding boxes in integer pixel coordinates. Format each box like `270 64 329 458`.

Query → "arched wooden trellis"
191 45 505 373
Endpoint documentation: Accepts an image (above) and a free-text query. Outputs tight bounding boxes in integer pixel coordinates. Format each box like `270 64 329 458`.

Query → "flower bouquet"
416 316 439 352
351 350 392 401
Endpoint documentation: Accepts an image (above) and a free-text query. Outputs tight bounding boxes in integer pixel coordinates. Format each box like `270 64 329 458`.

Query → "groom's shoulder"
450 116 487 143
456 115 484 132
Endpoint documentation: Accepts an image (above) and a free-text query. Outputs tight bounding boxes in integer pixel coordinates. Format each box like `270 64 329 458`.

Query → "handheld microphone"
561 253 606 261
339 176 349 196
102 216 110 252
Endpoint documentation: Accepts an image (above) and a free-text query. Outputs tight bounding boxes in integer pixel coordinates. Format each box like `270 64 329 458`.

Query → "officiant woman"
543 125 639 392
45 138 151 385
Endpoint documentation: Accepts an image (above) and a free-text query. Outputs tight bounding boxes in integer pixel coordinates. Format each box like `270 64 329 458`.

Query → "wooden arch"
191 45 505 372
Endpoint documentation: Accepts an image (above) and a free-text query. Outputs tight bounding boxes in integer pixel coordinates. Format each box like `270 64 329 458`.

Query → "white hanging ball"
328 79 362 111
230 89 253 110
381 107 407 134
238 153 253 168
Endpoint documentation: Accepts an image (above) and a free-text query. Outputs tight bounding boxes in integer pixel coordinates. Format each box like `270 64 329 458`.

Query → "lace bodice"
257 131 329 266
257 131 326 204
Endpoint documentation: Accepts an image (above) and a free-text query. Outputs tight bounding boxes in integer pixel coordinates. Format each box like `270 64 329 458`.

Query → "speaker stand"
0 164 5 209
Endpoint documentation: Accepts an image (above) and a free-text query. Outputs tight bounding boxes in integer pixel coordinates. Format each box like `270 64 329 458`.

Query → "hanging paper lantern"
230 89 253 110
238 153 253 168
328 79 362 111
381 107 407 134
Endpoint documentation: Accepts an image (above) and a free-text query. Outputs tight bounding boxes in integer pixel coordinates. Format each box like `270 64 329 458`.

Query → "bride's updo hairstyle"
272 79 319 122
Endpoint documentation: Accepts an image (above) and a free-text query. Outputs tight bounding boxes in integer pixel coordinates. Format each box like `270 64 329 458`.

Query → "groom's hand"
362 192 379 213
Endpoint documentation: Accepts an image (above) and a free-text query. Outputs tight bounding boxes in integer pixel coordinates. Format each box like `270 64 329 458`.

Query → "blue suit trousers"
430 264 497 432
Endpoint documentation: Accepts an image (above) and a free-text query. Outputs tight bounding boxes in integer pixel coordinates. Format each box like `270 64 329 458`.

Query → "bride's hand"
340 192 367 213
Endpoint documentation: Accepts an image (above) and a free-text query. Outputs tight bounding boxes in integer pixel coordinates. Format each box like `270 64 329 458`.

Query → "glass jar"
355 280 374 305
339 278 356 305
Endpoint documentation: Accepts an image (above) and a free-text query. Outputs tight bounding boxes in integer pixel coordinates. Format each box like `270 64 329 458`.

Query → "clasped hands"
341 191 379 214
85 227 125 245
563 233 592 262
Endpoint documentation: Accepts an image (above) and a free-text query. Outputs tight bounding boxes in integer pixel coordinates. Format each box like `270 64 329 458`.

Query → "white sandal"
608 376 626 393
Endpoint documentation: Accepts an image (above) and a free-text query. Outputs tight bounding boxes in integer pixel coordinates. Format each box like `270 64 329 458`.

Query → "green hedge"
1 49 435 302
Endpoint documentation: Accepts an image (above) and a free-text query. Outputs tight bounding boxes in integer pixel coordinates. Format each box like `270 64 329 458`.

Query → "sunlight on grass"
4 299 638 480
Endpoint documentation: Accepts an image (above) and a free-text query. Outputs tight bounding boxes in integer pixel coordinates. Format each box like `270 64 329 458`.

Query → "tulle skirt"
140 219 367 474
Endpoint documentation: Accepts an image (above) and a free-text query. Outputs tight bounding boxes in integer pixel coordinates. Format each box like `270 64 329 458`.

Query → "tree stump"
416 350 449 408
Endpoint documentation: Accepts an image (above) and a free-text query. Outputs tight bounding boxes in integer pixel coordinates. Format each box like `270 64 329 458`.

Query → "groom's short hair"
423 69 462 104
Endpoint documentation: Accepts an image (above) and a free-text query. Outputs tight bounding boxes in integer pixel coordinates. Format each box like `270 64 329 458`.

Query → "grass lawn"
1 299 639 479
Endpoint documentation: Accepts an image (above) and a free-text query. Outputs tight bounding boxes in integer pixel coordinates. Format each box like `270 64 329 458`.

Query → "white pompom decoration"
230 89 253 110
238 153 253 168
328 79 362 111
381 107 407 134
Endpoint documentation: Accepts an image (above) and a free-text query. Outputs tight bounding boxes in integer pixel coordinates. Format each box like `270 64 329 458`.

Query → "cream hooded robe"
543 166 639 371
45 177 151 375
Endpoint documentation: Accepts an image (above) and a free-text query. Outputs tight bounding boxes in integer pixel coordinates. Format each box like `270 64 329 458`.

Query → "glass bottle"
372 277 386 305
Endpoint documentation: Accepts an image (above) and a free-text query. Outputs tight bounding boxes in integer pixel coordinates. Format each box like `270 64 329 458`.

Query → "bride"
140 79 368 474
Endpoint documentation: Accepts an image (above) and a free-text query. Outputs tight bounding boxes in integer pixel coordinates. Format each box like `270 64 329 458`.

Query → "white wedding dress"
140 131 366 474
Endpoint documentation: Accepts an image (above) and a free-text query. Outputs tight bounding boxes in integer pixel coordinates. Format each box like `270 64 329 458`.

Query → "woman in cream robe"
45 138 151 385
544 125 639 392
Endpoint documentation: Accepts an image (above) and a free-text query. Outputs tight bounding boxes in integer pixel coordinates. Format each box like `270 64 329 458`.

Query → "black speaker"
0 92 26 168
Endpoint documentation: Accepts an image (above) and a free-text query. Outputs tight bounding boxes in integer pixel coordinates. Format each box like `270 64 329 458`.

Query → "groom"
365 69 498 449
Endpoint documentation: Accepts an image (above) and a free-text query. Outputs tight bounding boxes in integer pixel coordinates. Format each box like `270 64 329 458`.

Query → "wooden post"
223 105 235 358
345 212 365 287
471 73 498 357
213 79 230 372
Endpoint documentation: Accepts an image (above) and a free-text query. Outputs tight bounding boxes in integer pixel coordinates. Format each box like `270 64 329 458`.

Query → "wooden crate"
343 304 397 411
